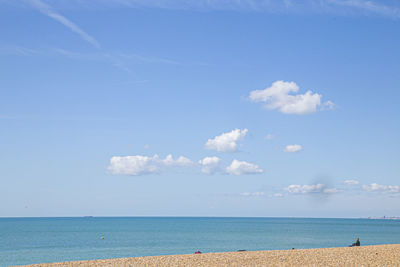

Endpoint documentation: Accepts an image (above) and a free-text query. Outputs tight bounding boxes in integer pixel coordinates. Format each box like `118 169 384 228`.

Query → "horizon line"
0 215 375 219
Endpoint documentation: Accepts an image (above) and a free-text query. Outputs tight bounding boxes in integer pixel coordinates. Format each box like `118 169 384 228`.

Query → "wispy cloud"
344 179 360 185
25 0 293 12
53 48 181 66
240 191 265 197
240 191 283 197
116 53 181 65
362 183 400 194
237 180 400 199
328 0 400 19
342 180 400 195
265 133 275 140
0 114 126 121
285 184 338 194
0 45 182 75
52 48 102 60
27 0 100 48
21 0 188 73
0 45 41 56
24 0 400 19
132 0 400 19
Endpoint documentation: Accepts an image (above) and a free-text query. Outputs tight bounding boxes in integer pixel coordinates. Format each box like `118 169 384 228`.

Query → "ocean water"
1 217 400 266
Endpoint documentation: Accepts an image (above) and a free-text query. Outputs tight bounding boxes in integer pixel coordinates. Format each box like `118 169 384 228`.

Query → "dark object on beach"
237 250 247 252
194 251 202 254
292 248 295 250
349 238 360 247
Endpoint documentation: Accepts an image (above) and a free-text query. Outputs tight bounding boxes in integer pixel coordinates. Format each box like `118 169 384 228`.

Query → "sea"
1 217 400 266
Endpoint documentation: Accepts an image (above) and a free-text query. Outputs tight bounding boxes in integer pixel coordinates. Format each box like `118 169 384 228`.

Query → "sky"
0 0 399 218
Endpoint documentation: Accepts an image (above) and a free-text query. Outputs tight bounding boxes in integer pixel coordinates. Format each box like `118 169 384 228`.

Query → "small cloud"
161 154 193 167
284 144 303 153
240 192 265 197
285 184 338 195
198 156 222 174
241 192 283 198
226 159 264 175
143 144 150 149
322 100 336 110
265 134 275 140
344 179 360 185
108 154 193 176
205 128 248 153
249 80 333 115
323 188 339 194
362 183 400 194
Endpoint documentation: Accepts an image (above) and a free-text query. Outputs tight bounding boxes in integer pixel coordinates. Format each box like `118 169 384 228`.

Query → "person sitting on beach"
350 238 360 247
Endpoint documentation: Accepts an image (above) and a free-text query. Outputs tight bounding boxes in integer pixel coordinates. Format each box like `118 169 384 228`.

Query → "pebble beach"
16 244 400 267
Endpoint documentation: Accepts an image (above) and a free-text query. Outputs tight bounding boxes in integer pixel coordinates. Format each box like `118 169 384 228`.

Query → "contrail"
26 0 101 48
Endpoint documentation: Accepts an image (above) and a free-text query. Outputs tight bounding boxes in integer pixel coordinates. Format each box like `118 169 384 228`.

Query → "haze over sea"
1 217 400 266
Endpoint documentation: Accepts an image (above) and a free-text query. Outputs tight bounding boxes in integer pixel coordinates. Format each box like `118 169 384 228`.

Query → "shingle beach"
15 244 400 267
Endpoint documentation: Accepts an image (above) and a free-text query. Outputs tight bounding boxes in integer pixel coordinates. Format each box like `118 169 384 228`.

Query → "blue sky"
1 0 399 217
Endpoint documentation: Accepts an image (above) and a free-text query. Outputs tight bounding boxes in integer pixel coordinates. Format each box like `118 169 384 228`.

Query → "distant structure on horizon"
368 216 400 220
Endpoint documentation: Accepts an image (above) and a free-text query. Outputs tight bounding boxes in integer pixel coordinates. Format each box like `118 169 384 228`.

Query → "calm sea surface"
1 217 400 266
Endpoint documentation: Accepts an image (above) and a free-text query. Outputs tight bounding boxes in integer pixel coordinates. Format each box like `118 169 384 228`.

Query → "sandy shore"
16 244 400 267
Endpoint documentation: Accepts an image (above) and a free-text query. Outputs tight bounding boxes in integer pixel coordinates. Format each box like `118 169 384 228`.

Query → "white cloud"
108 155 160 175
205 128 248 153
108 154 193 176
161 154 193 166
362 183 400 194
323 188 339 194
27 0 100 48
270 193 284 197
344 179 360 185
249 81 333 115
226 159 264 175
284 144 303 153
285 184 338 194
198 156 222 174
